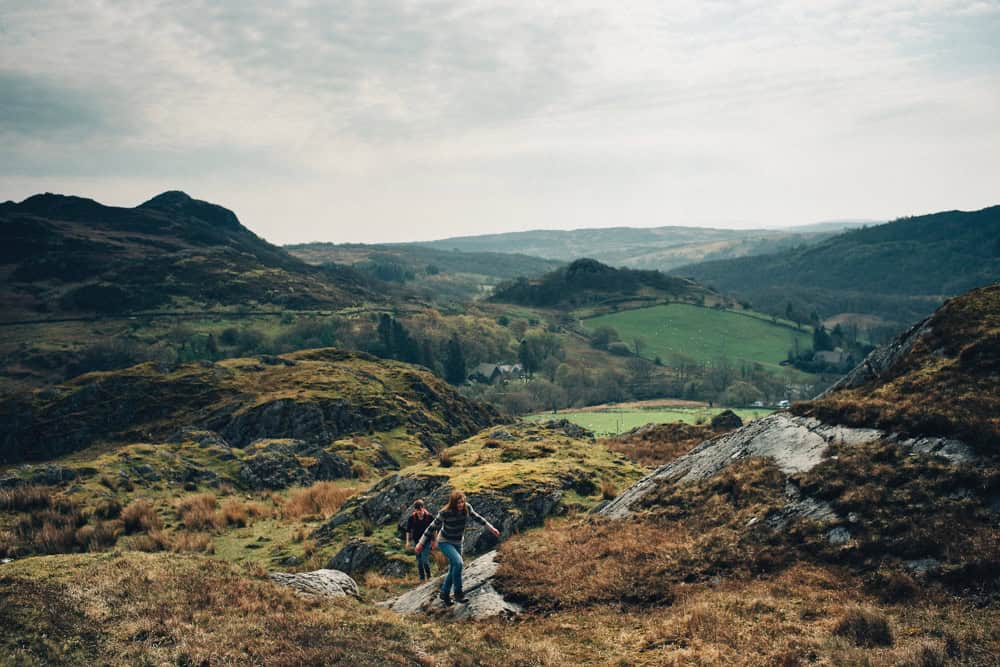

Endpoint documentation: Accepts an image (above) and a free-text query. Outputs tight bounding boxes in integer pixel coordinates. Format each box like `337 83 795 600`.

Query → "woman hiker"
405 499 435 581
415 491 501 605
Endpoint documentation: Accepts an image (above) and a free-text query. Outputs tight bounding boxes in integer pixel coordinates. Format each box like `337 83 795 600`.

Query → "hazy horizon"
2 1 998 244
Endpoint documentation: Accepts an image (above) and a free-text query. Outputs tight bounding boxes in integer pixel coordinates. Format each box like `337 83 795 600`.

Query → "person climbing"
415 491 501 606
405 499 435 581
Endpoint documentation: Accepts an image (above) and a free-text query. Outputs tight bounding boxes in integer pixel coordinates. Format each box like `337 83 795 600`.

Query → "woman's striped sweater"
416 504 496 551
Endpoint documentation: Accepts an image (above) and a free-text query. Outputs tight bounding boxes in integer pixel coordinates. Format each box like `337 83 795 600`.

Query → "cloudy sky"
1 1 998 244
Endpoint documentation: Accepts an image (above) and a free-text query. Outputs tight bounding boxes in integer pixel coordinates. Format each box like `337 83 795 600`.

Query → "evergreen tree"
444 335 466 385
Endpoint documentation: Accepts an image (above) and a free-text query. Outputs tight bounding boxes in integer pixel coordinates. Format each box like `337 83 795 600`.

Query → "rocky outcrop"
0 350 504 465
268 569 360 598
327 539 388 574
818 315 931 397
384 551 522 620
315 474 562 558
238 439 353 490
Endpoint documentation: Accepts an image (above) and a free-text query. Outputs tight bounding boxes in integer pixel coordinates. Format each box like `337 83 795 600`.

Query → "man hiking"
405 499 435 581
415 491 501 605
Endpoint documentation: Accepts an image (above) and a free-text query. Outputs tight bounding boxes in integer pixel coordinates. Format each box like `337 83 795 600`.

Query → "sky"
1 1 999 244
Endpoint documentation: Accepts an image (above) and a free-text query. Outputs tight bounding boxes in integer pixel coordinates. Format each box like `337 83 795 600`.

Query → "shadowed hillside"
672 205 1000 329
0 191 371 321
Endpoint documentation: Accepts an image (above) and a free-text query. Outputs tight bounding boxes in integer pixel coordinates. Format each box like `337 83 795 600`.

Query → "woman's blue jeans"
438 542 464 595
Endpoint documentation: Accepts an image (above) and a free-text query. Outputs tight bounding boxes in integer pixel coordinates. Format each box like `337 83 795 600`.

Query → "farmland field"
525 405 773 436
583 303 812 373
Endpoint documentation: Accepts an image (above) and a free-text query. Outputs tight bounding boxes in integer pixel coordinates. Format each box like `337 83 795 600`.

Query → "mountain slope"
0 191 371 320
670 205 1000 327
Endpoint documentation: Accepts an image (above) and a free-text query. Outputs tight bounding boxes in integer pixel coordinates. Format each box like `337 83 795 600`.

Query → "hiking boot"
439 591 453 606
454 590 469 604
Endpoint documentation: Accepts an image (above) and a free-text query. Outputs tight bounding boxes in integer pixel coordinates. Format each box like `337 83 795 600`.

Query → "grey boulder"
268 569 360 598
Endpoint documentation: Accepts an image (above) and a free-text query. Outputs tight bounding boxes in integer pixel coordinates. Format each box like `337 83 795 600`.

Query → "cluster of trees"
491 258 689 308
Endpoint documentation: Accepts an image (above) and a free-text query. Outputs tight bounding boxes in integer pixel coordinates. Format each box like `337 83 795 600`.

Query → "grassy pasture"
525 406 773 435
584 303 813 373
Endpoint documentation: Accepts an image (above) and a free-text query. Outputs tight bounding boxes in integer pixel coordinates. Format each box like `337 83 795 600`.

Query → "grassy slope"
584 303 813 372
316 421 645 567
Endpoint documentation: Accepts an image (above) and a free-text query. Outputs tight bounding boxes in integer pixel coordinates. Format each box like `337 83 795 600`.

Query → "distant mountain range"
410 222 870 272
285 242 563 302
670 206 1000 329
0 191 371 321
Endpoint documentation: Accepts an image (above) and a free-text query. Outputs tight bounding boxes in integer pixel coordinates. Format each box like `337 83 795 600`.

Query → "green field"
525 406 773 436
584 303 812 372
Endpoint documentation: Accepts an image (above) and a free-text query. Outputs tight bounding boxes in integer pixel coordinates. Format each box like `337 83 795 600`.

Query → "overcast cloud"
1 0 998 243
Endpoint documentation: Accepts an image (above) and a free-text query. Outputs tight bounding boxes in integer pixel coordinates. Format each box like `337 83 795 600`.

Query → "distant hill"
285 242 562 302
0 191 371 321
670 206 1000 330
489 258 719 310
413 224 859 272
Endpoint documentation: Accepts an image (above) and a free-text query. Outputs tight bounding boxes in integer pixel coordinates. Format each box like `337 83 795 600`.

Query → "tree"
519 339 539 377
444 335 466 385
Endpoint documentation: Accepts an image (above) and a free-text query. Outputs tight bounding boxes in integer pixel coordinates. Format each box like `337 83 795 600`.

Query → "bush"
121 500 163 534
92 498 123 520
607 341 634 357
220 499 249 527
438 450 454 468
832 607 893 647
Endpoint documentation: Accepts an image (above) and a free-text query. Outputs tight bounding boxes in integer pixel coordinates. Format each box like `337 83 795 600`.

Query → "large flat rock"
384 551 522 620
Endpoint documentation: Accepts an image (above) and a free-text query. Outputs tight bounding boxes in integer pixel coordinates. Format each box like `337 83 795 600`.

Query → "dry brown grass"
0 552 535 666
121 499 162 534
832 607 894 647
605 422 714 467
0 485 53 511
170 532 214 553
281 482 358 520
176 493 220 531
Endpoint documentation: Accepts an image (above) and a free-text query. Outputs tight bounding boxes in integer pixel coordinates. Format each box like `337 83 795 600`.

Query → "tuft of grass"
282 482 358 520
171 532 214 553
121 499 163 534
438 449 454 467
176 493 220 531
832 607 894 647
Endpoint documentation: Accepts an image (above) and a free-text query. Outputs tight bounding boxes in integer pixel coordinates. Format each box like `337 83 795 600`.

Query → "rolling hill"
489 258 721 311
414 222 866 272
0 191 372 321
670 205 1000 330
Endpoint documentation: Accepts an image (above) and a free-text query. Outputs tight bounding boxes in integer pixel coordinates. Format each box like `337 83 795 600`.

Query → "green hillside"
671 205 1000 329
584 303 812 373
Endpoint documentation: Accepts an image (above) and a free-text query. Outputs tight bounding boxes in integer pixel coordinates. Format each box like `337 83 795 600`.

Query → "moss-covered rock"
0 348 504 464
314 421 644 574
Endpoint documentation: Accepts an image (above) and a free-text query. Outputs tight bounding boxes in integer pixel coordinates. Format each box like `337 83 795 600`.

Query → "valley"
0 191 997 666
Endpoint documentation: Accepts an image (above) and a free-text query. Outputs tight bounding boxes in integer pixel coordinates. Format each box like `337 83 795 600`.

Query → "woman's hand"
490 526 500 538
414 543 423 555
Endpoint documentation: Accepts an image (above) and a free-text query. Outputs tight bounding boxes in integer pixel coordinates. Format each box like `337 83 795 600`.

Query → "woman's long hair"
443 491 467 514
